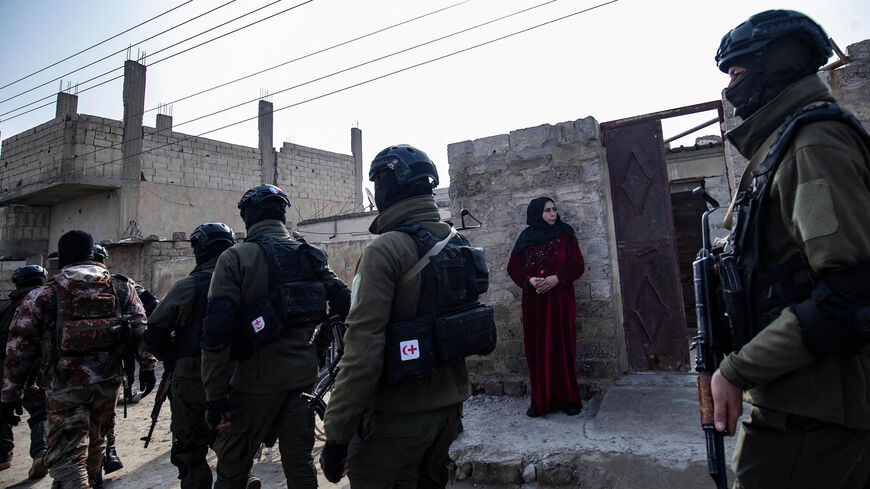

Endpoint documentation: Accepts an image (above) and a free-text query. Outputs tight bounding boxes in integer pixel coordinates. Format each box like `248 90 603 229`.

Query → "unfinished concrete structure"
0 59 363 295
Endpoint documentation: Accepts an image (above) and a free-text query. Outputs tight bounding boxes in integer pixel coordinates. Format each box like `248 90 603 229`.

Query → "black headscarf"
511 197 575 255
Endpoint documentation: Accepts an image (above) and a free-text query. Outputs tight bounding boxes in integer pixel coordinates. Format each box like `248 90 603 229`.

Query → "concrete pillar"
156 113 172 132
55 92 78 119
351 127 363 210
120 60 146 240
258 100 275 185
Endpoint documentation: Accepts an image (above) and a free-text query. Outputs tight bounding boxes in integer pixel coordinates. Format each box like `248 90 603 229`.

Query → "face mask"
724 69 764 119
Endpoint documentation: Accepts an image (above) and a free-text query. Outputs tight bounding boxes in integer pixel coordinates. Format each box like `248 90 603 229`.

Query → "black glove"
139 369 156 398
0 401 23 426
319 441 348 483
205 398 230 430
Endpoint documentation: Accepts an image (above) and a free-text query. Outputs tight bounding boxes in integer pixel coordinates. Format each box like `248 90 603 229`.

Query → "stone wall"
104 239 196 300
447 117 627 391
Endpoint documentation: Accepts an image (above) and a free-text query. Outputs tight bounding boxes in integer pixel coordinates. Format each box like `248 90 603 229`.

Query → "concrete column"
258 100 275 185
351 127 363 210
120 60 146 240
156 114 172 132
55 92 78 119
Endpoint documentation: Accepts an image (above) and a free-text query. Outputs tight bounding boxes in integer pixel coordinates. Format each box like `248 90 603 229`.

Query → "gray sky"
1 0 868 192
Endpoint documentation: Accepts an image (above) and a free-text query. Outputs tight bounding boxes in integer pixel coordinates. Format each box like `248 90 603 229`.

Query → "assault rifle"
141 366 173 448
691 186 728 489
105 315 136 419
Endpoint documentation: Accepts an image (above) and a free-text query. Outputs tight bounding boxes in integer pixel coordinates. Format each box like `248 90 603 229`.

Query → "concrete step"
449 373 745 488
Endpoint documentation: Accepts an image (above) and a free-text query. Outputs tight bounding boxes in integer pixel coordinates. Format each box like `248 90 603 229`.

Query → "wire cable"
35 0 561 164
0 0 310 121
0 0 466 125
55 0 620 178
0 1 194 91
0 0 238 106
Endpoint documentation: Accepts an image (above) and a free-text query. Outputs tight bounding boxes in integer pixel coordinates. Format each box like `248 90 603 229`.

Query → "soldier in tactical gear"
710 10 870 488
201 184 350 489
321 145 474 488
1 230 156 489
145 222 243 489
0 265 49 479
91 243 158 475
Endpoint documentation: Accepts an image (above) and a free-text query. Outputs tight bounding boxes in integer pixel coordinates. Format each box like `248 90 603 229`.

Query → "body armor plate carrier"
723 102 870 351
52 281 124 355
384 223 496 385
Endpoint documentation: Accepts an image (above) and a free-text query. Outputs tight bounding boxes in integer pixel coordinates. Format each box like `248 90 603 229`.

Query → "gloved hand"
0 401 23 426
139 369 156 398
319 441 348 483
205 398 231 430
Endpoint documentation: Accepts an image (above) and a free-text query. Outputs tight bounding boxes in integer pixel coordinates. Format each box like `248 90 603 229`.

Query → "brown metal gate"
603 119 688 371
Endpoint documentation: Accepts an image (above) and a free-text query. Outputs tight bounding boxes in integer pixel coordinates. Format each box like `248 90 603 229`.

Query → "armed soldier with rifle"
694 10 870 489
0 230 154 489
144 221 237 489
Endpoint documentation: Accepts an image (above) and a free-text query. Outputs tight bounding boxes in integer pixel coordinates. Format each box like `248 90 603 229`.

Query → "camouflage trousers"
44 379 121 489
0 367 48 462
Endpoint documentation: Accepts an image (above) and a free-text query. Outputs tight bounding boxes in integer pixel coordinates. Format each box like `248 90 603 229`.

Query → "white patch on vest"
794 179 838 241
251 316 266 333
350 274 361 310
400 339 420 361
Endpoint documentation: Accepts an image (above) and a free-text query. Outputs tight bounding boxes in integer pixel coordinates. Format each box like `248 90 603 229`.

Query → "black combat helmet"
716 10 831 118
191 222 235 264
716 10 831 73
237 184 291 210
12 265 48 288
369 144 439 187
191 222 235 250
92 244 109 263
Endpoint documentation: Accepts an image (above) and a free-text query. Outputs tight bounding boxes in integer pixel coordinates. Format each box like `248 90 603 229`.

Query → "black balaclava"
373 168 433 213
57 230 95 268
194 242 233 266
725 35 819 118
240 200 286 228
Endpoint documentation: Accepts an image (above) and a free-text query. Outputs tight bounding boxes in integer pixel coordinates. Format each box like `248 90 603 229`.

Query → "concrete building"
0 59 363 296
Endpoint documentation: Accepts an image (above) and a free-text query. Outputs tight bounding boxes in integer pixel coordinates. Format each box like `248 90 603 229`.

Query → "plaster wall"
48 191 120 252
447 117 626 388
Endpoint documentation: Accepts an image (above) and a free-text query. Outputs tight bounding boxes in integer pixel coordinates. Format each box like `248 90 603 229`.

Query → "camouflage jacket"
1 262 154 402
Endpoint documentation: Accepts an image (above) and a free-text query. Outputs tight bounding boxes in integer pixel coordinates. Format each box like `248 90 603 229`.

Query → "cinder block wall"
447 117 627 394
0 206 50 259
277 142 359 223
0 118 65 192
72 115 124 178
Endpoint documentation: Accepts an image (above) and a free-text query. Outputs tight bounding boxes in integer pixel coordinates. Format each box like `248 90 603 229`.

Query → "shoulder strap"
397 227 458 286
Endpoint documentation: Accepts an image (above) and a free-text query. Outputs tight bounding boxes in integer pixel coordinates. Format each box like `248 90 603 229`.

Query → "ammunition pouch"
794 261 870 355
173 272 212 359
201 296 237 352
385 305 496 385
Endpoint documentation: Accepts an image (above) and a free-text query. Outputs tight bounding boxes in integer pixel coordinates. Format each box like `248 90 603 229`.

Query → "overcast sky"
1 0 868 193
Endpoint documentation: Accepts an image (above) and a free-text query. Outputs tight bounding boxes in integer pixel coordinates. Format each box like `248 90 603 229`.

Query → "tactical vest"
52 280 126 355
174 271 212 359
235 235 329 357
384 223 496 385
723 102 870 349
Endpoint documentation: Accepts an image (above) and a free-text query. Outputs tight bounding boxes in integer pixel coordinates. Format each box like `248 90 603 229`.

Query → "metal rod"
664 116 721 145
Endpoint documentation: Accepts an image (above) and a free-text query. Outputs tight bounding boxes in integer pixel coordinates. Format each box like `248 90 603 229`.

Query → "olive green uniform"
146 257 219 489
324 195 470 488
719 75 870 488
201 219 349 489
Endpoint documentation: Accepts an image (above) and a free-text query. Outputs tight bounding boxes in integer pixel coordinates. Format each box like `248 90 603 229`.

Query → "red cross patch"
251 316 265 333
400 339 420 361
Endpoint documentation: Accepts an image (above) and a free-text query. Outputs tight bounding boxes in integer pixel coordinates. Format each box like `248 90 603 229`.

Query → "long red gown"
507 231 585 414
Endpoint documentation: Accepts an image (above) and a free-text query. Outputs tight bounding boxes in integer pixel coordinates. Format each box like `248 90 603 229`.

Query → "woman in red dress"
507 197 585 417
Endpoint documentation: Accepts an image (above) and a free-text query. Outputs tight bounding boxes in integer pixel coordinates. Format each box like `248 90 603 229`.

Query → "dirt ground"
0 376 492 489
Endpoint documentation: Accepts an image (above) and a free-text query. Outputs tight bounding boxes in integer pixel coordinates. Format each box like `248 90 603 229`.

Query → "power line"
0 1 194 91
31 0 619 180
0 0 469 161
22 0 560 164
0 0 310 121
0 0 239 106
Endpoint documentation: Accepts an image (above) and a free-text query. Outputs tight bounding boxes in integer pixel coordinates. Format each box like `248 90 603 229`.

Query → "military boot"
28 456 47 479
246 475 262 489
91 472 104 489
103 428 123 474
